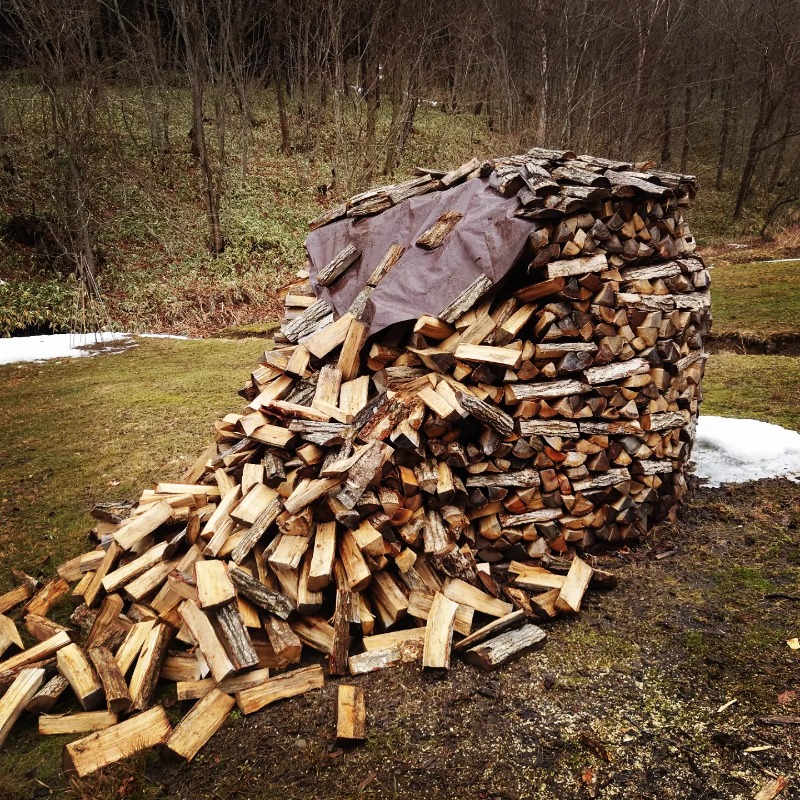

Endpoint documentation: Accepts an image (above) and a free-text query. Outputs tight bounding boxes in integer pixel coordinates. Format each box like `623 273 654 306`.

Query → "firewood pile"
0 147 708 775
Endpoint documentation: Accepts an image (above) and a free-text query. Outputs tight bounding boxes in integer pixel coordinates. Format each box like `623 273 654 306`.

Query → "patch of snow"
693 415 800 487
138 333 190 340
0 332 191 365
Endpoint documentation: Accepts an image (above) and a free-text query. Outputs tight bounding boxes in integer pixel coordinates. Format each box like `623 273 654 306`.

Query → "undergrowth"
1 80 788 337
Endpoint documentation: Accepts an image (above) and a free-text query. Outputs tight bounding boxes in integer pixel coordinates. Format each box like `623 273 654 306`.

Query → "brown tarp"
305 177 534 336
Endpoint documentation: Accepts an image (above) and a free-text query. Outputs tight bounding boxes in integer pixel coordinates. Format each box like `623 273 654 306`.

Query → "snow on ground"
0 332 188 366
693 415 800 486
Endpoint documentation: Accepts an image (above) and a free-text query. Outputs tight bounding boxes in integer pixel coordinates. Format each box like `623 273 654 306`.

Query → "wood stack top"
308 148 697 232
304 148 699 338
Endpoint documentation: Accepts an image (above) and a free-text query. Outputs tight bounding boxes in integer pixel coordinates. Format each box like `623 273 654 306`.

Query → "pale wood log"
178 601 235 683
554 556 593 613
369 571 409 625
40 711 118 735
0 630 71 673
195 561 236 609
235 665 325 715
513 568 566 591
25 577 70 617
230 484 277 526
57 551 106 582
164 688 235 761
102 541 170 594
0 667 45 748
176 667 271 701
297 548 322 614
406 590 473 636
337 685 366 743
422 593 458 670
454 344 522 369
308 521 337 591
161 653 203 682
464 623 547 670
115 619 155 677
301 313 354 359
339 529 372 591
544 253 607 279
442 578 513 617
289 616 334 654
0 615 23 659
113 501 172 550
128 622 172 711
337 319 368 382
284 476 343 515
83 542 123 608
268 531 313 572
362 628 426 651
62 705 172 777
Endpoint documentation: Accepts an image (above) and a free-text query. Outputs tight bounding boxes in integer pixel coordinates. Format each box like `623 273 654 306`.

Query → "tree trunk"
176 0 224 253
716 91 730 190
0 99 13 175
661 97 671 165
680 84 692 174
276 70 292 156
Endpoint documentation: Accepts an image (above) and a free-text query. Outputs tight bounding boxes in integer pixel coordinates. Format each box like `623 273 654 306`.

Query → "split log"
422 593 458 670
336 685 366 743
0 667 45 749
235 665 325 714
164 688 235 761
63 704 172 777
463 623 547 670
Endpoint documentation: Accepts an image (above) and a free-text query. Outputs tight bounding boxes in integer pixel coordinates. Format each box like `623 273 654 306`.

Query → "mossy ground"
0 336 799 799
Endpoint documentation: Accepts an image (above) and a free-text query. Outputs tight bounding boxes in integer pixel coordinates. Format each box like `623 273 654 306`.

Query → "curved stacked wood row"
0 148 707 775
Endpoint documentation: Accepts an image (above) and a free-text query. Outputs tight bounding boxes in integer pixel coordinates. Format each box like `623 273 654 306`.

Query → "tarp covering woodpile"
0 147 708 774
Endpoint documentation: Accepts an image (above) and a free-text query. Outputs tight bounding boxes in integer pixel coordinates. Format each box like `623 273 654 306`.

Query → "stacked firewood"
0 148 707 775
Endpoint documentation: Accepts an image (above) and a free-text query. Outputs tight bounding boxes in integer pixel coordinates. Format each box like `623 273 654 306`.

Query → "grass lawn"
703 353 800 430
0 338 258 589
709 258 800 339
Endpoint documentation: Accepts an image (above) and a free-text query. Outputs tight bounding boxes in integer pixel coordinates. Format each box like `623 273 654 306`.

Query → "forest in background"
1 0 800 335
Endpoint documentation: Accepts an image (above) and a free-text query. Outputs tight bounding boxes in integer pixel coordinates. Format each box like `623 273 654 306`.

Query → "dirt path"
55 479 797 800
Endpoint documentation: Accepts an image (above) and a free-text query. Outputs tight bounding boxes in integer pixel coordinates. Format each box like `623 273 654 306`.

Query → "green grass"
0 338 258 589
702 353 800 430
710 259 800 338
